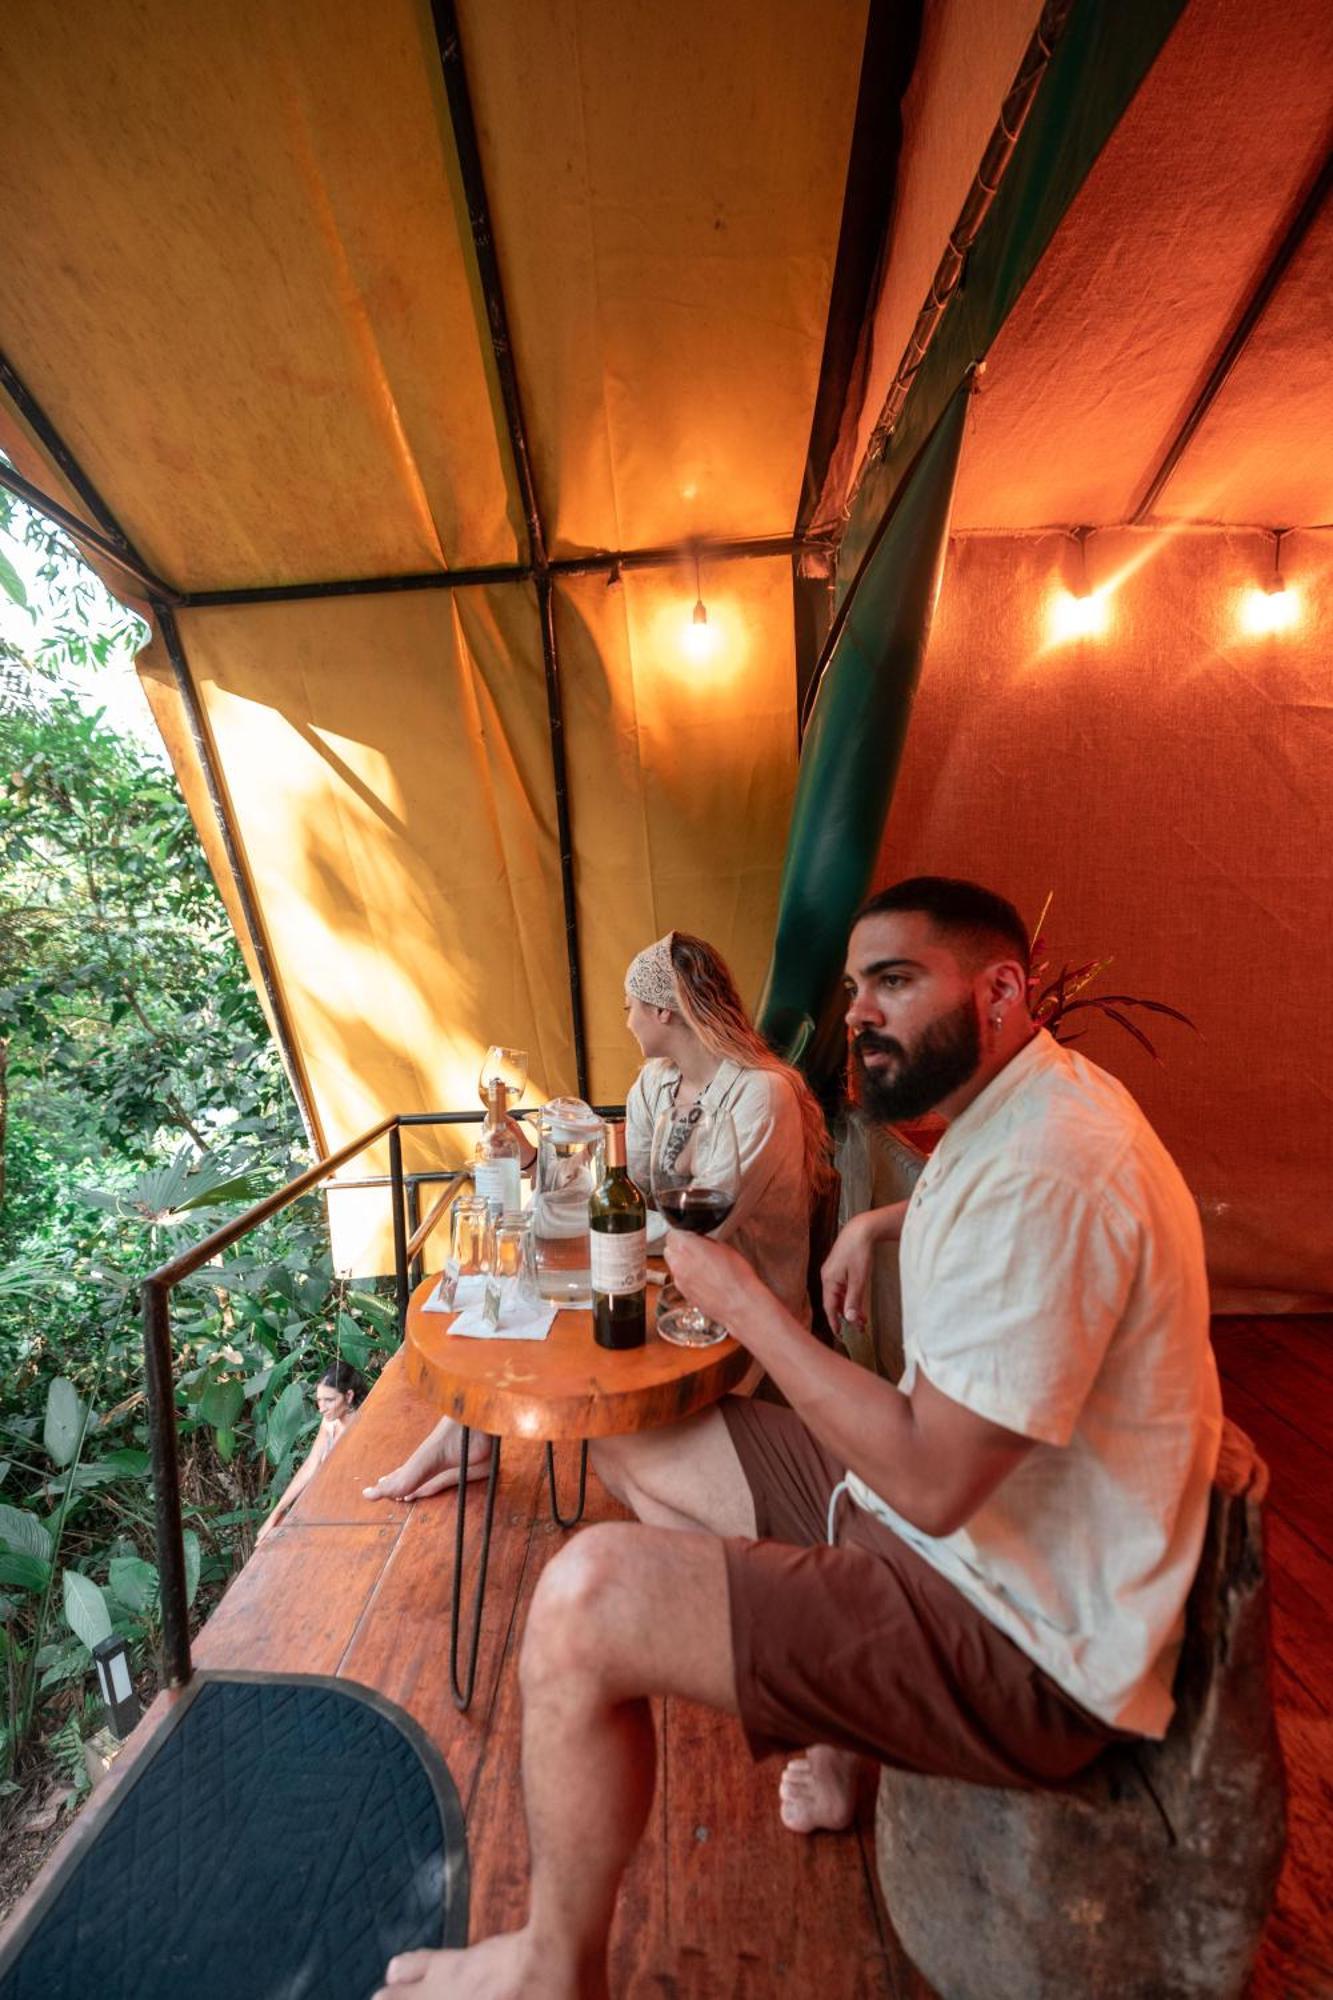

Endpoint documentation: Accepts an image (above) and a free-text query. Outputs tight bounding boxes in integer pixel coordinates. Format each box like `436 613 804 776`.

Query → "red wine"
658 1187 734 1235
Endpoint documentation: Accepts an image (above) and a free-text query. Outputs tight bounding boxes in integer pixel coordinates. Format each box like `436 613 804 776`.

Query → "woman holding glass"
625 930 828 1340
362 931 828 1499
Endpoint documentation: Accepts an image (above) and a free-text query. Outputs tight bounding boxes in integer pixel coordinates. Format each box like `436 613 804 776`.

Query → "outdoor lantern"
92 1634 141 1739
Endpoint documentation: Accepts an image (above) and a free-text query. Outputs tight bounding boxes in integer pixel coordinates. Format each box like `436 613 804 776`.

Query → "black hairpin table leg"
545 1440 589 1529
449 1427 502 1711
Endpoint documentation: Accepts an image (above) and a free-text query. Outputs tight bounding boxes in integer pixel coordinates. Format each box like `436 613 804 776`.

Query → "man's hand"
821 1202 908 1330
664 1232 767 1338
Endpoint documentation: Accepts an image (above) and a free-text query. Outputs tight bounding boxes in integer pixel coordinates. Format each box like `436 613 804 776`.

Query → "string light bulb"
682 544 718 661
1047 528 1111 643
1239 530 1298 636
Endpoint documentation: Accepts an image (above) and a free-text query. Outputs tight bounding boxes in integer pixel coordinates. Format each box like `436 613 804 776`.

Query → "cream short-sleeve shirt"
848 1031 1221 1736
627 1057 812 1327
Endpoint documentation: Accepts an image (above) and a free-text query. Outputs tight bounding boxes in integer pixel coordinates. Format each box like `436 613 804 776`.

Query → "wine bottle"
589 1121 647 1349
473 1079 522 1217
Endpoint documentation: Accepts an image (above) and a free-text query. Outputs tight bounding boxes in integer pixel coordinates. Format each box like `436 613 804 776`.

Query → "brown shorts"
719 1398 1121 1786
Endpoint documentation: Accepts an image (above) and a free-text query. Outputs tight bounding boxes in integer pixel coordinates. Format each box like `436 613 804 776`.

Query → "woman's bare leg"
362 1415 493 1501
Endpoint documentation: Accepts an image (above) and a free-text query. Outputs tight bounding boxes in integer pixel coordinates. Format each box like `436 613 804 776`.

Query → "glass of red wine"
649 1105 741 1347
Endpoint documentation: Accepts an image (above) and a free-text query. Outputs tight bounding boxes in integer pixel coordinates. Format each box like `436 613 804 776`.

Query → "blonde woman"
624 930 829 1327
363 933 830 1503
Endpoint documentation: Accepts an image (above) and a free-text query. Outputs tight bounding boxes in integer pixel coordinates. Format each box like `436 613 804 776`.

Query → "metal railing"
142 1110 482 1685
141 1104 622 1687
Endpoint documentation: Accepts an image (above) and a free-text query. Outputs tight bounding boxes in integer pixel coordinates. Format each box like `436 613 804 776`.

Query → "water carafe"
531 1098 605 1305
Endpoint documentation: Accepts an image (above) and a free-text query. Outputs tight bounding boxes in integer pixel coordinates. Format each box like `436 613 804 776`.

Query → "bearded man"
375 877 1221 2000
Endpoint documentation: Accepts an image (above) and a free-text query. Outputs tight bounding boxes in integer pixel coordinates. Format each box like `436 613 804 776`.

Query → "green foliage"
0 503 398 1809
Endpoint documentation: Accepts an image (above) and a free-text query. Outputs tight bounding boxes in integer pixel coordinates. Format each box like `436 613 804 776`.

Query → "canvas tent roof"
1 0 1329 1287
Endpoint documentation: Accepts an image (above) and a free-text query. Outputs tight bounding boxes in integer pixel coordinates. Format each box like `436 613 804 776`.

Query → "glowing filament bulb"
1047 587 1111 643
1239 584 1298 636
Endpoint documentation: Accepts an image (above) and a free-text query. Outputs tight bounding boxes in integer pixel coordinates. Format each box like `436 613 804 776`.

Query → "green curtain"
757 379 970 1076
839 0 1187 593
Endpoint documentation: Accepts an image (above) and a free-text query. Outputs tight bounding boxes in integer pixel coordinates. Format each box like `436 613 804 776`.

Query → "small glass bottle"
473 1078 522 1218
589 1121 647 1350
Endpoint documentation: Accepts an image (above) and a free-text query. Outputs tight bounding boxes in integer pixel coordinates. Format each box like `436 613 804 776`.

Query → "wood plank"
1213 1315 1333 1396
1218 1376 1333 1563
336 1440 547 1809
657 1697 896 1995
193 1522 401 1674
1264 1513 1333 1717
1213 1320 1333 1460
1248 1654 1333 2000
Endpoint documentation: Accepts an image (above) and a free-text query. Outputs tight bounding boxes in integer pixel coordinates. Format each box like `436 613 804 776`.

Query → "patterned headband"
625 933 679 1010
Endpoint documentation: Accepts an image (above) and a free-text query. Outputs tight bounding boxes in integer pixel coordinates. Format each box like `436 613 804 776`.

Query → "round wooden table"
404 1273 749 1439
404 1272 750 1707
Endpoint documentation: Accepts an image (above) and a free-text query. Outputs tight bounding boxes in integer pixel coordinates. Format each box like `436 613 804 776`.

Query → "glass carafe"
531 1098 605 1305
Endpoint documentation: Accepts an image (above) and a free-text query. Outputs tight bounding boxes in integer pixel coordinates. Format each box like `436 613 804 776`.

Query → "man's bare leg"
362 1415 493 1502
372 1522 739 1999
595 1408 871 1835
591 1405 756 1537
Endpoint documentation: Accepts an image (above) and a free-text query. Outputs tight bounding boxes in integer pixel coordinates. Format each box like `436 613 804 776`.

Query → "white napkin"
422 1272 556 1340
448 1296 557 1341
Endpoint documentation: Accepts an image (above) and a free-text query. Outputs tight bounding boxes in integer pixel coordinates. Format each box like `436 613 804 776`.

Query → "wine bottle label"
590 1228 646 1297
474 1158 521 1213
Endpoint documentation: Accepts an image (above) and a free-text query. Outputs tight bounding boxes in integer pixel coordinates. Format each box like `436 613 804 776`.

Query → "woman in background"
256 1361 365 1543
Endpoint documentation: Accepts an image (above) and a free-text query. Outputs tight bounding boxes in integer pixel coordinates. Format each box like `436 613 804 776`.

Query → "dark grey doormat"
0 1671 469 1999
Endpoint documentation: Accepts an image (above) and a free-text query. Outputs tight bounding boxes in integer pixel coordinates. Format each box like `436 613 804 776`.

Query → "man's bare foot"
372 1930 582 1999
778 1744 861 1834
362 1416 494 1502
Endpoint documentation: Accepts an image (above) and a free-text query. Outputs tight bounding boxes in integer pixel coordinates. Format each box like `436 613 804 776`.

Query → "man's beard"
852 996 982 1121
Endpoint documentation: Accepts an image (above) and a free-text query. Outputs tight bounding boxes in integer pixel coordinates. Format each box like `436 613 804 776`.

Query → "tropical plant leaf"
171 1168 272 1214
1099 1005 1161 1061
43 1377 85 1468
0 1549 52 1593
38 1639 92 1692
0 546 28 610
197 1378 245 1433
1069 994 1196 1027
108 1556 159 1616
265 1380 308 1468
336 1310 370 1371
0 1503 53 1563
62 1570 113 1649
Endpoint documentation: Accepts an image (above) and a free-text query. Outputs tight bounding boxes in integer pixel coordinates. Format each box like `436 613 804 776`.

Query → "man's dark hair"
852 876 1031 975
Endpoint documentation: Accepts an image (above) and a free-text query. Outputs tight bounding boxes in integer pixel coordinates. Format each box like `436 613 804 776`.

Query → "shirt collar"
931 1027 1060 1165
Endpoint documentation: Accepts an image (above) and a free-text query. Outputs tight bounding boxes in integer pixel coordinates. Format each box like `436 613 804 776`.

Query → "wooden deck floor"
7 1318 1331 1995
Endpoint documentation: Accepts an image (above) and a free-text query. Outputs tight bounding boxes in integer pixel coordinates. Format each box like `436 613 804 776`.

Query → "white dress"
626 1056 812 1328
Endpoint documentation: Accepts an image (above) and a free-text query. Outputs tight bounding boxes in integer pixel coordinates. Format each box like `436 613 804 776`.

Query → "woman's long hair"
668 932 833 1202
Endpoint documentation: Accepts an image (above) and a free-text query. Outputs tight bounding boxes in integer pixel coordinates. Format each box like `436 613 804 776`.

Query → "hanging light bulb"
1047 528 1111 644
1239 530 1298 636
682 545 718 661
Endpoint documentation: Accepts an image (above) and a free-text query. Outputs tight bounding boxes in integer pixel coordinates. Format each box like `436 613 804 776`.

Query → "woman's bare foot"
362 1416 494 1502
372 1931 580 1999
778 1744 861 1834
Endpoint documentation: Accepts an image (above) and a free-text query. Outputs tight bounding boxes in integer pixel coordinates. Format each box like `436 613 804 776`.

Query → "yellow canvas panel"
556 558 799 1101
0 0 516 590
171 587 573 1214
458 0 867 554
845 0 1044 490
